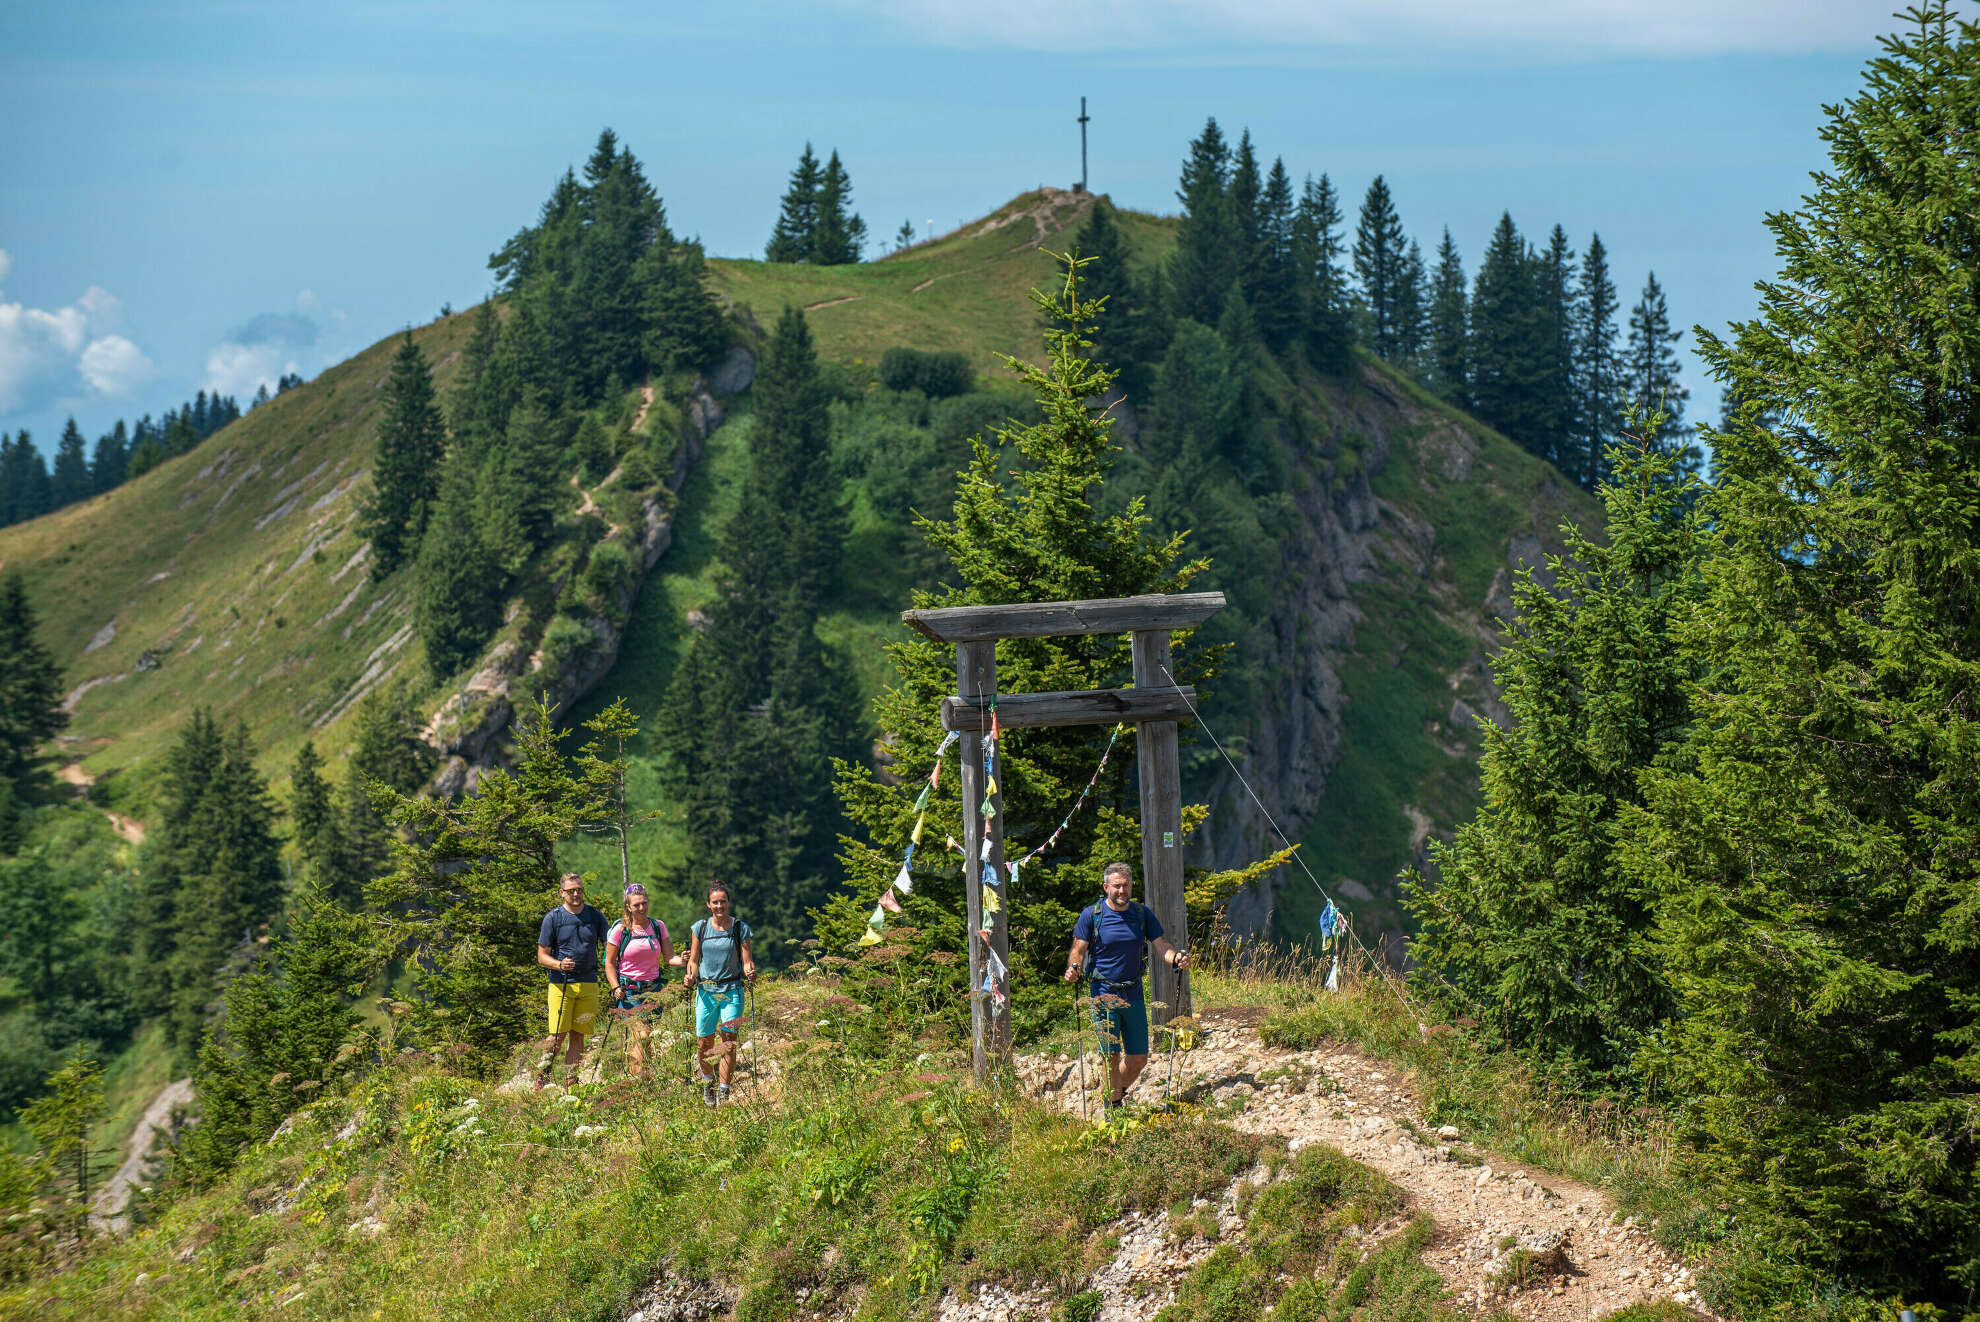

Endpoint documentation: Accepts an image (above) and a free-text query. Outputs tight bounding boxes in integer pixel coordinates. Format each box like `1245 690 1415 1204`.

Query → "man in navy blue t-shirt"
1063 861 1189 1114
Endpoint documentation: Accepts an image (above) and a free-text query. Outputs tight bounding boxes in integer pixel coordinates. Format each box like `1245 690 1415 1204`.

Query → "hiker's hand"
1063 965 1079 983
744 963 757 982
1172 950 1190 971
560 956 575 972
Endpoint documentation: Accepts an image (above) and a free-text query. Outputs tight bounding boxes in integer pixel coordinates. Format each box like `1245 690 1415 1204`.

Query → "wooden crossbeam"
940 685 1197 732
902 591 1225 644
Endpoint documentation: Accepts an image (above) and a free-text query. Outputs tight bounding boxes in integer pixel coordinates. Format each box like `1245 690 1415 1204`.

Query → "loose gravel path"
1014 1008 1712 1322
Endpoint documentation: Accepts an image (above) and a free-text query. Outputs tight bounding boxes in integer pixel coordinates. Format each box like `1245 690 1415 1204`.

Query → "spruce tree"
1395 238 1428 363
1426 229 1471 407
1536 225 1581 477
1070 199 1149 396
90 421 127 495
370 698 597 1063
414 461 503 681
1252 158 1301 352
1407 423 1702 1073
359 332 448 580
50 419 89 509
288 741 339 887
1626 10 1980 1292
1229 129 1263 296
1353 175 1408 359
1576 233 1622 490
1168 118 1238 327
1469 212 1547 456
0 432 51 524
0 573 68 778
331 687 435 905
1624 273 1695 476
813 150 867 265
477 385 565 572
124 429 165 482
766 144 823 262
1292 174 1352 373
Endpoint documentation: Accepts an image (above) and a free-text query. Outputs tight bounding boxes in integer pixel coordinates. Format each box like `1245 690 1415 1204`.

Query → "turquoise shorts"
695 983 746 1038
1091 991 1150 1056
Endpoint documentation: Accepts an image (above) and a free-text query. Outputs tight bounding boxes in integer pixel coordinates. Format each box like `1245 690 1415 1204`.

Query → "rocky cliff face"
425 348 755 795
1195 364 1577 946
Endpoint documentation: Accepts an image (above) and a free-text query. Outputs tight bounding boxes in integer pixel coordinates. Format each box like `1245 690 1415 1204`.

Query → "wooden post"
1132 630 1188 1024
956 639 1009 1078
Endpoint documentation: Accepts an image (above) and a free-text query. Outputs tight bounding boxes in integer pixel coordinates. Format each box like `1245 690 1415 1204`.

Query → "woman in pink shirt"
605 883 683 1079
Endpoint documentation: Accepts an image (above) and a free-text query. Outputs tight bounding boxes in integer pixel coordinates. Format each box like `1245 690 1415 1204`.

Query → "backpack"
1079 900 1152 985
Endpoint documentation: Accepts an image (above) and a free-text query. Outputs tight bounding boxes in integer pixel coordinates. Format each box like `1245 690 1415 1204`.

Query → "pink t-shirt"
608 919 668 983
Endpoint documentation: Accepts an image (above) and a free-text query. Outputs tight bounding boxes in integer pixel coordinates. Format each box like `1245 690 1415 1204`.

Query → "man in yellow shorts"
536 872 609 1090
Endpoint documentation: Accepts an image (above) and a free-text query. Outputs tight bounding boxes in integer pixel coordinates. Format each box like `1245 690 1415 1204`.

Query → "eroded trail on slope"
1016 1009 1711 1322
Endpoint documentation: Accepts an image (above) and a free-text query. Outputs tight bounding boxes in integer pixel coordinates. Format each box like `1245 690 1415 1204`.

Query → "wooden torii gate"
902 590 1227 1079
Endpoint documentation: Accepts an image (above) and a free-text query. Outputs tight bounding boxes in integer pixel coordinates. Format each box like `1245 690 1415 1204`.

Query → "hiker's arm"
1064 936 1089 983
684 935 700 987
1152 936 1190 970
605 937 623 992
662 931 683 967
740 940 756 982
537 944 572 973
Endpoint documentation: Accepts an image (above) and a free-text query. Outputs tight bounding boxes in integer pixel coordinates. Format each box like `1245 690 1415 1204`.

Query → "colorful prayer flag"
911 812 925 844
981 887 1001 915
858 928 882 948
868 903 887 928
879 889 904 915
893 863 913 894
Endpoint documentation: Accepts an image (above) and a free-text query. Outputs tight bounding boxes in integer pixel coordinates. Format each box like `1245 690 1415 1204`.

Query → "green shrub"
879 346 973 398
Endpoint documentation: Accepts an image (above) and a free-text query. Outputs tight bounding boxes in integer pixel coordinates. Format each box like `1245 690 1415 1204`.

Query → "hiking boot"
717 1083 732 1106
701 1076 718 1107
533 1073 549 1093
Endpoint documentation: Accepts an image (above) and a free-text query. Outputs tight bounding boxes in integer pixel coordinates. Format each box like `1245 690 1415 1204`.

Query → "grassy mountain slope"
1 186 1594 948
0 313 486 798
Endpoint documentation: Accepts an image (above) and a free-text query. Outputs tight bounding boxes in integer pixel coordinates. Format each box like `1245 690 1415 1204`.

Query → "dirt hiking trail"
92 1077 191 1234
1015 1009 1712 1322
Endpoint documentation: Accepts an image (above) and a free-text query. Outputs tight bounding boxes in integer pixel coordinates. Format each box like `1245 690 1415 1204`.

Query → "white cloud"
841 0 1902 56
295 287 320 313
80 336 157 397
204 341 301 400
0 256 153 416
202 303 323 398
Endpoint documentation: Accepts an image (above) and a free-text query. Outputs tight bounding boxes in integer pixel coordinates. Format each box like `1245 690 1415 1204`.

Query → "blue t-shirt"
1074 901 1164 1001
538 904 609 984
693 917 753 986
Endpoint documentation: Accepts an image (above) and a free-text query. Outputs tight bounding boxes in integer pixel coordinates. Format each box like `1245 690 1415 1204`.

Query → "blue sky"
0 0 1912 449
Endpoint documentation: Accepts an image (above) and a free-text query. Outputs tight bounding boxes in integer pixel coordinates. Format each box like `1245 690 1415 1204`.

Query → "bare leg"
539 1032 568 1080
718 1032 738 1086
697 1034 719 1077
563 1032 587 1083
1110 1052 1150 1102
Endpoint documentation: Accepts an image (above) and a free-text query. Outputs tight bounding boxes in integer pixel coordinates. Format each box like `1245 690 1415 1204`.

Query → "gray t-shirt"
538 904 608 984
692 917 752 986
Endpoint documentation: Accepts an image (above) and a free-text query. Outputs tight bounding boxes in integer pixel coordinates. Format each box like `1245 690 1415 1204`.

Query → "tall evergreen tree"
1536 225 1581 477
1407 426 1703 1073
477 385 566 572
766 144 824 263
1395 238 1429 363
50 420 89 509
1576 233 1623 491
1070 198 1150 397
1229 130 1263 297
1627 13 1980 1293
359 332 448 580
414 461 504 681
1168 118 1238 327
288 741 338 886
1292 174 1352 373
331 687 435 905
0 431 51 526
1625 273 1695 475
0 573 68 778
1426 229 1471 407
1469 212 1548 455
1252 158 1301 352
1353 175 1408 359
89 421 127 495
812 150 867 265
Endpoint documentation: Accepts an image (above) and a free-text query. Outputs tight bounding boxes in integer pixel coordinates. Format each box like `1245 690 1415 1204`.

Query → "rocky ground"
1012 1007 1711 1322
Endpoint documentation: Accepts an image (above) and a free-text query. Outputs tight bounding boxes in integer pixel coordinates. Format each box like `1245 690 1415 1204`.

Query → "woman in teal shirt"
685 880 755 1106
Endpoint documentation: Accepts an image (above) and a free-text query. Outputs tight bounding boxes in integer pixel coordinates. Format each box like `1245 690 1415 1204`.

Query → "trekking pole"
1073 987 1089 1123
748 982 764 1098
